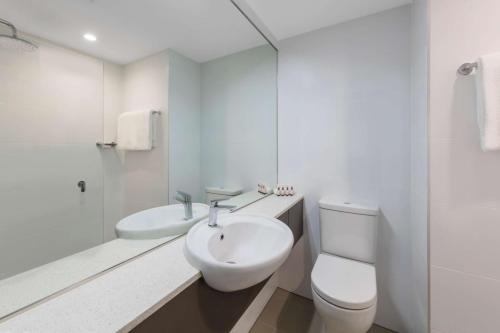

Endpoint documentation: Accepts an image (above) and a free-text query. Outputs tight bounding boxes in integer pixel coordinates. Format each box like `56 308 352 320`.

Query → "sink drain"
225 261 236 264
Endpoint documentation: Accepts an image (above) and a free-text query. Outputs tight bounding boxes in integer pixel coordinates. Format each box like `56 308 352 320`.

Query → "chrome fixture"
458 62 478 76
0 18 38 52
95 142 117 148
77 181 86 193
208 200 236 227
95 110 161 149
175 191 193 220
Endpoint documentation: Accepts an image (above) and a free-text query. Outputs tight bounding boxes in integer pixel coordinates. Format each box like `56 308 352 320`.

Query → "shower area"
0 19 109 280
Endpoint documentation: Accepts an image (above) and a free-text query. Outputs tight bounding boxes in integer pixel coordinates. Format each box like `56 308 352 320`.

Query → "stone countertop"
0 194 303 333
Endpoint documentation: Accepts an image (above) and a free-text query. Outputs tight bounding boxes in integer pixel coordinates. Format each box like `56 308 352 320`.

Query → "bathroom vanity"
0 194 304 333
133 198 304 332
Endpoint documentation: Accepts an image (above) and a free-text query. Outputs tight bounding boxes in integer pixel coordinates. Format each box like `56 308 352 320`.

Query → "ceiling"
246 0 412 40
0 0 412 65
0 0 266 64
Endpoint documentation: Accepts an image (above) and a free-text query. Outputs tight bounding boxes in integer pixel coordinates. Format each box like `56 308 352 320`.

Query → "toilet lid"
311 254 377 310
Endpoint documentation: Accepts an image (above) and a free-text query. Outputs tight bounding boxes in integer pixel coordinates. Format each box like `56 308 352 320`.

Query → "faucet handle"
176 190 192 202
210 199 236 210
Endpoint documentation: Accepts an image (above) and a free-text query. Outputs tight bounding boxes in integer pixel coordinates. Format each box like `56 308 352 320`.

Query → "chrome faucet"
175 190 193 220
208 200 236 227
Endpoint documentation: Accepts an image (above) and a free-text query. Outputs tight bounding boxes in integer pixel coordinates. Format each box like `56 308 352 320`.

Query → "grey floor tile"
250 320 276 333
255 288 396 333
368 324 396 333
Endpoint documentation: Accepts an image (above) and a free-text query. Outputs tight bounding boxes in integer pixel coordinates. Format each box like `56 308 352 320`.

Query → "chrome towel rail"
96 142 117 148
96 110 161 149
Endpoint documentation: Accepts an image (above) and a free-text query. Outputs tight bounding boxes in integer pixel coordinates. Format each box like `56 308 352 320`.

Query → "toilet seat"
311 254 377 310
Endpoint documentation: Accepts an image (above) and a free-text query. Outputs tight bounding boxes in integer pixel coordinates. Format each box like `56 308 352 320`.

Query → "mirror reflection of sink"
116 203 209 240
184 214 293 292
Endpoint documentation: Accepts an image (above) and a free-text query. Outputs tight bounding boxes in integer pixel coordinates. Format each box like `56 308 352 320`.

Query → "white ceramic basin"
116 203 209 240
184 214 293 292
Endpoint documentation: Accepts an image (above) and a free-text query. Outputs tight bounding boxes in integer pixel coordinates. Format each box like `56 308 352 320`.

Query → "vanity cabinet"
277 199 303 245
131 199 304 333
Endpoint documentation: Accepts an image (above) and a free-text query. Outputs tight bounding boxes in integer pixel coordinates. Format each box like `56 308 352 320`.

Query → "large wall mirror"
0 0 277 320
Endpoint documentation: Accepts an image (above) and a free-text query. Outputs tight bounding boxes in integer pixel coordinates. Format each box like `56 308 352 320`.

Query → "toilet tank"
205 187 242 204
319 198 379 264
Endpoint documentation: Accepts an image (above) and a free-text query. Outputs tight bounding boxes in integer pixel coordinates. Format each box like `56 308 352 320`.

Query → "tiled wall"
0 35 104 279
278 6 412 332
429 0 500 332
0 36 171 278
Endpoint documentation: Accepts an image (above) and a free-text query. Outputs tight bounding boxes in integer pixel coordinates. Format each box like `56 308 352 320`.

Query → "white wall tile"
0 144 103 279
431 203 500 280
431 266 500 333
0 36 103 145
0 36 106 279
430 138 500 207
428 0 500 330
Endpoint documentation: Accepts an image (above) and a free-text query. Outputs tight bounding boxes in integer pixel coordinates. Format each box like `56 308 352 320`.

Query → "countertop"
0 194 303 333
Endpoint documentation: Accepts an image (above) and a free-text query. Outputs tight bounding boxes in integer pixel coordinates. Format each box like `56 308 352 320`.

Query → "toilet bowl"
312 254 377 333
312 199 379 333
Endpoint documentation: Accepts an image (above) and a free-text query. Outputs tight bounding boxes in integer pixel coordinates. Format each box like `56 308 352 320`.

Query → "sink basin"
116 203 209 240
184 214 293 292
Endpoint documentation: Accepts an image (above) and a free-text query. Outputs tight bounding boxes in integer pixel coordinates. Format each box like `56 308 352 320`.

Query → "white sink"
184 214 293 292
116 203 209 240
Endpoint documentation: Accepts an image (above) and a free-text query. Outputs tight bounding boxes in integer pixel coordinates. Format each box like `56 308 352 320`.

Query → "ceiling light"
83 33 97 42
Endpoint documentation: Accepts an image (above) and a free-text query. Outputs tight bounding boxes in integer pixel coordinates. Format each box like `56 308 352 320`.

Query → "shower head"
0 18 38 52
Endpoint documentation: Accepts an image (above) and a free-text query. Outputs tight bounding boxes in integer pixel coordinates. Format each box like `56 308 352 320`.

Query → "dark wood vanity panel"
288 199 304 245
277 199 304 245
131 199 304 333
277 210 289 224
130 278 266 333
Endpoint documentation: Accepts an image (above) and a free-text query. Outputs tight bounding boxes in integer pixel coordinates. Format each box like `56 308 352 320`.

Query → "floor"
250 288 394 333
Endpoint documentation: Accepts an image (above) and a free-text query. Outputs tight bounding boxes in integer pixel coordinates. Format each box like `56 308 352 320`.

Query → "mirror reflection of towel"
476 53 500 151
117 110 153 151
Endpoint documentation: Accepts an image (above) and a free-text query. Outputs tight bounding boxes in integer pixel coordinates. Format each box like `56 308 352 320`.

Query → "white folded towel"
476 53 500 151
117 110 154 151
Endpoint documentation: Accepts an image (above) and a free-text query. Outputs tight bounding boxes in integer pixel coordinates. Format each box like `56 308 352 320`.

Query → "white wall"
0 35 104 278
168 51 202 203
200 45 278 196
410 0 429 332
102 52 170 240
121 52 170 216
278 6 412 332
102 61 125 241
428 1 500 332
0 33 172 280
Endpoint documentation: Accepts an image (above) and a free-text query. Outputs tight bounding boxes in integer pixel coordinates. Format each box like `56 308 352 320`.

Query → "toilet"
312 198 379 333
205 187 242 204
